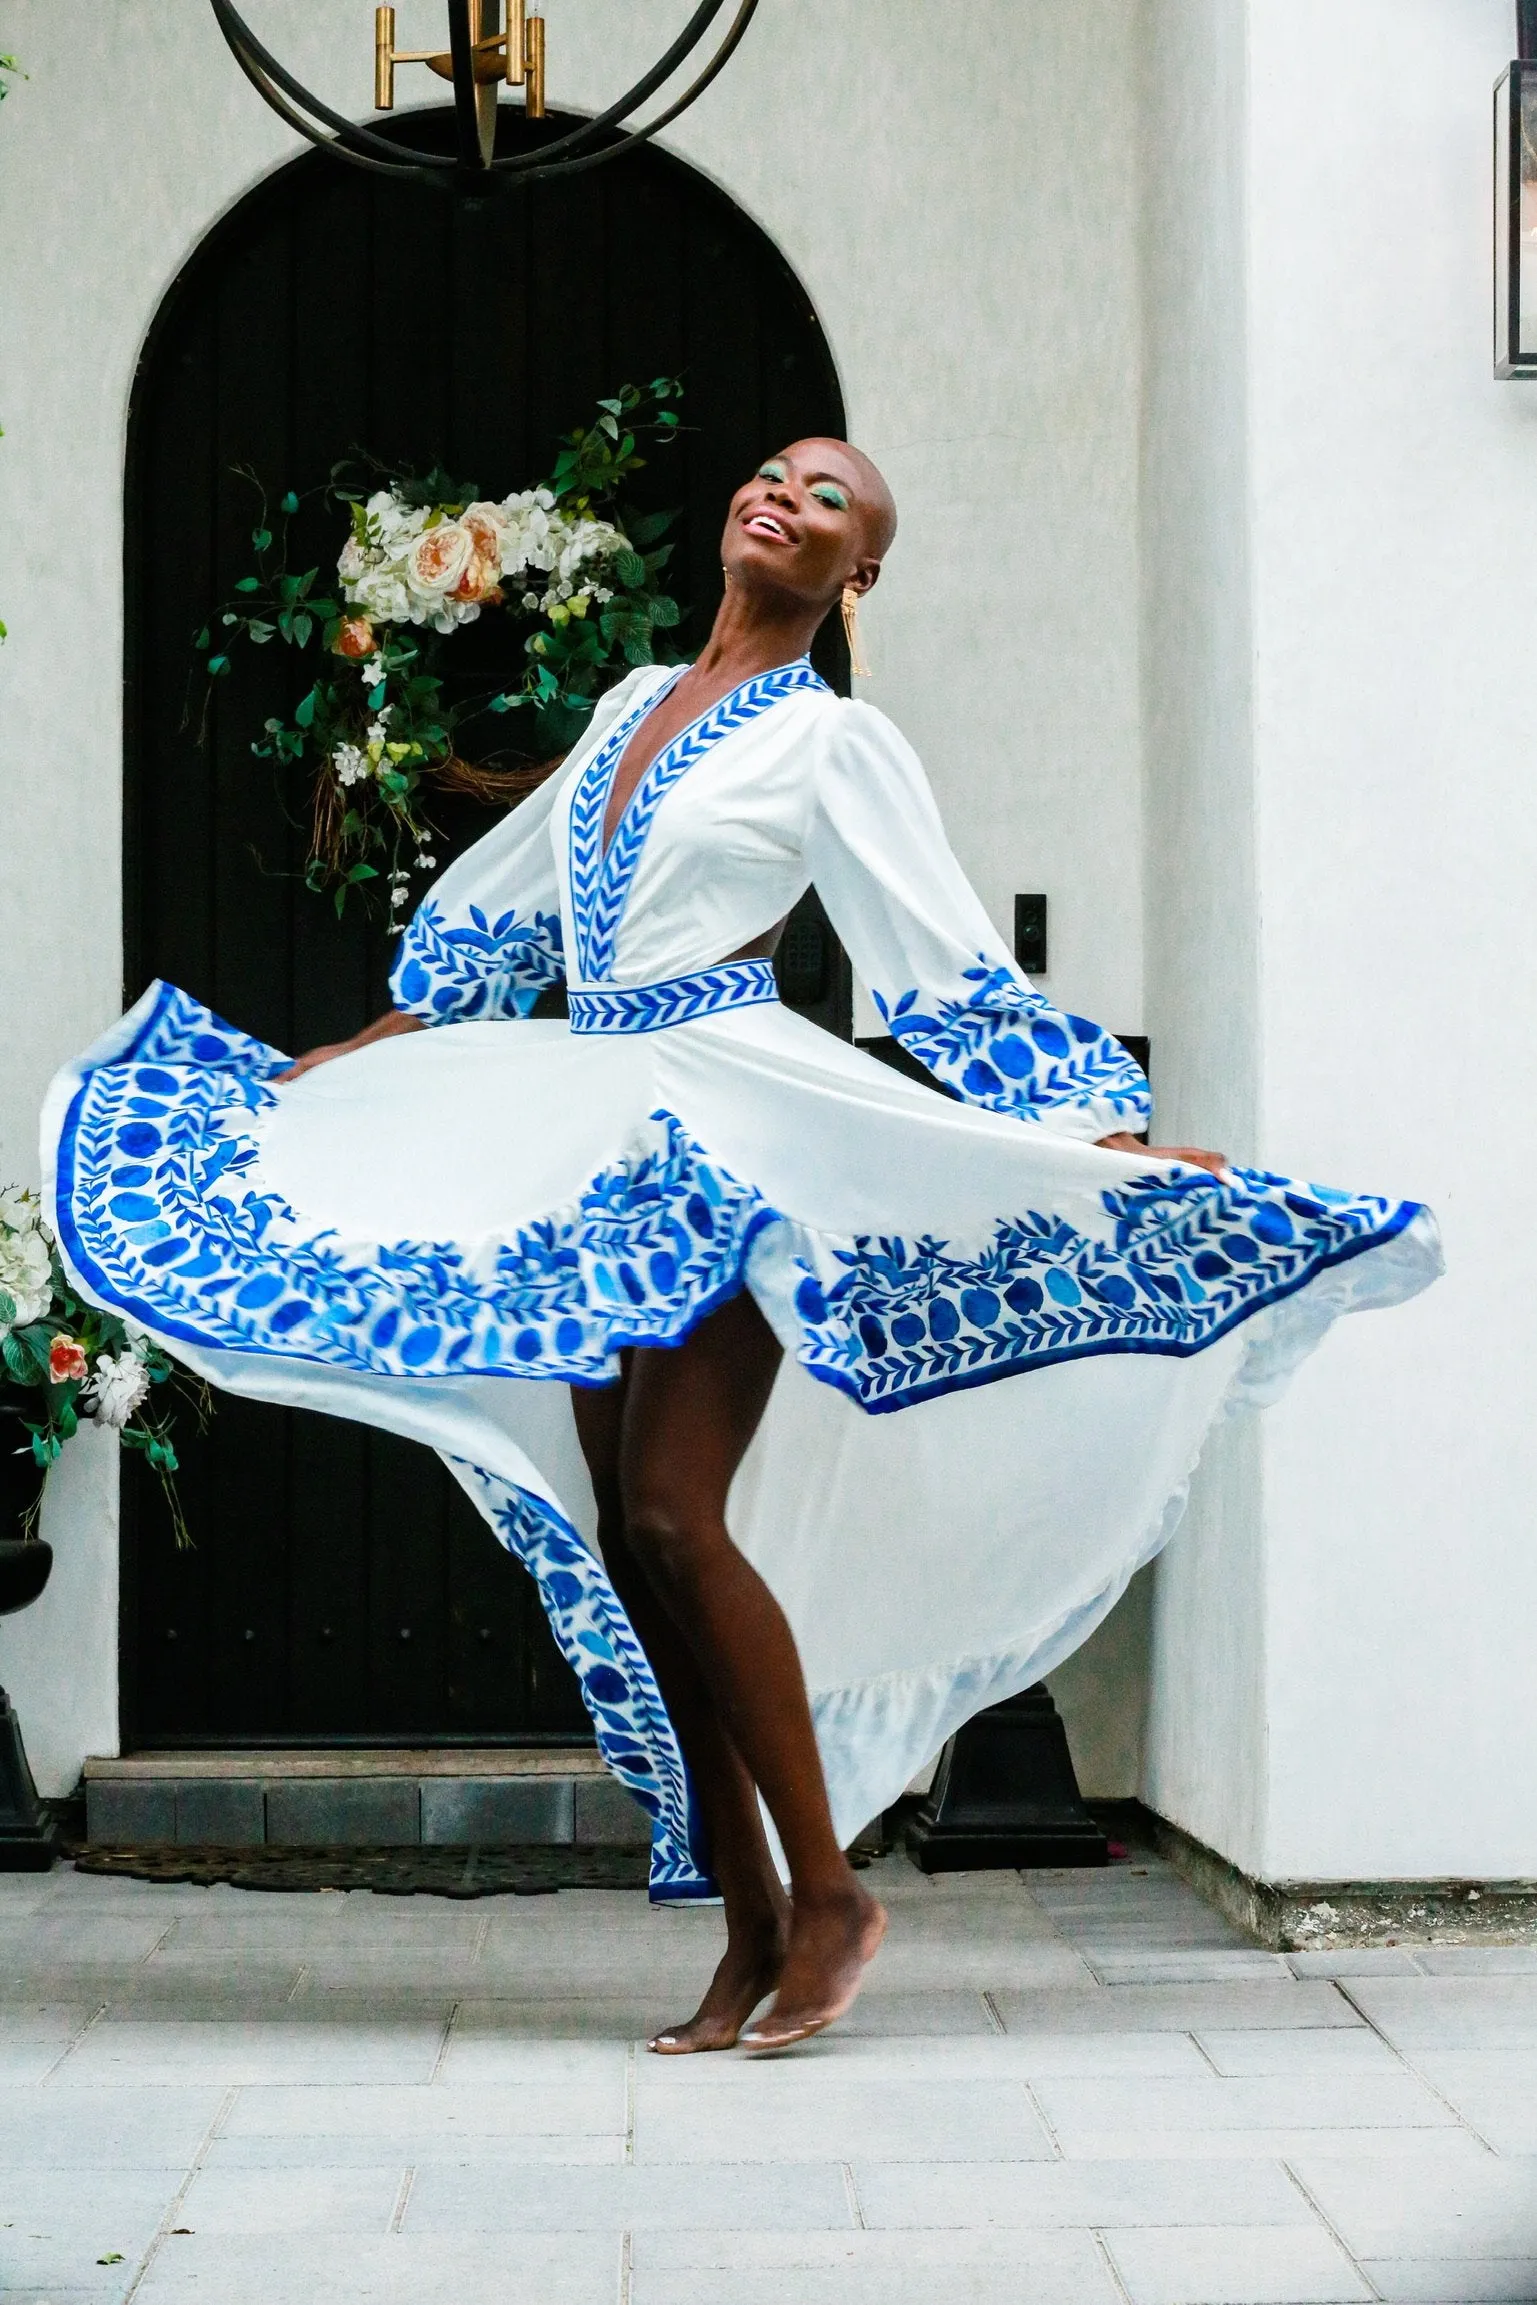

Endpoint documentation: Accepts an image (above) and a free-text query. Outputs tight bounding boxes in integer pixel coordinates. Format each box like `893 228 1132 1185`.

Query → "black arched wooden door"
122 109 847 1747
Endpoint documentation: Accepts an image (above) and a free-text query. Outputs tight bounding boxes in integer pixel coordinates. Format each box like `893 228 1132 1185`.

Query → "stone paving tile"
633 2076 1055 2165
631 2031 1212 2083
1084 1950 1294 1984
854 2156 1318 2229
402 2160 853 2232
133 2231 620 2303
0 2003 100 2082
1415 1949 1537 1976
174 2164 406 2235
0 2170 182 2293
1403 2052 1537 2150
1033 2071 1459 2139
993 1979 1360 2032
1194 2027 1406 2076
1102 2221 1372 2303
204 2132 624 2168
0 1919 173 1964
628 2226 1124 2304
1288 1949 1429 1977
53 2018 446 2087
1360 2257 1537 2301
221 2078 626 2138
826 1988 1002 2037
865 1937 1096 1990
0 2085 224 2169
1345 1979 1537 2050
1290 2153 1537 2258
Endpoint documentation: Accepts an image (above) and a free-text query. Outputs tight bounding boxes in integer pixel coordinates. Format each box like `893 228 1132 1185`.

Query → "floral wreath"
197 379 685 920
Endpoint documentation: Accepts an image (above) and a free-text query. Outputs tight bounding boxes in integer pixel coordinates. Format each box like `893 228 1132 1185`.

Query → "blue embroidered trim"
569 962 778 1036
786 1164 1422 1412
390 897 565 1022
55 989 1428 1428
53 986 775 1386
875 961 1151 1129
451 1463 711 1900
568 658 828 984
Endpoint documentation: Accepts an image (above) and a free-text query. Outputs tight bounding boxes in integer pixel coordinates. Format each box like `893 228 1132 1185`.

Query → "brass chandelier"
209 0 761 187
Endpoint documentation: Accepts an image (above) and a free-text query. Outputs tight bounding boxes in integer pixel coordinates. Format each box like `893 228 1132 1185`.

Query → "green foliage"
197 381 685 920
1 1196 204 1544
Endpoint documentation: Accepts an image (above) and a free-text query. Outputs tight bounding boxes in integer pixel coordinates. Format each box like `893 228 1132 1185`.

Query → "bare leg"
617 1292 885 2052
571 1359 790 2052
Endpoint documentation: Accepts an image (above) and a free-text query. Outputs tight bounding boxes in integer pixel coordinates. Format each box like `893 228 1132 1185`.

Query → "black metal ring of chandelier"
208 0 762 188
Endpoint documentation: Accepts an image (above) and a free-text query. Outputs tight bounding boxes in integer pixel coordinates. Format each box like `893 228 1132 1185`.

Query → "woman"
44 440 1441 2055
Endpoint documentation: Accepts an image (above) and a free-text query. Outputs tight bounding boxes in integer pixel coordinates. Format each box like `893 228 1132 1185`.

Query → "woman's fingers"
1152 1145 1230 1176
275 1045 340 1084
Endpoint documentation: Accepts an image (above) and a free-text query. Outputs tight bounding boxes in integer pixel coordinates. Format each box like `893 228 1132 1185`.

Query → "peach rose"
332 615 376 660
406 520 474 598
49 1335 88 1385
450 505 509 605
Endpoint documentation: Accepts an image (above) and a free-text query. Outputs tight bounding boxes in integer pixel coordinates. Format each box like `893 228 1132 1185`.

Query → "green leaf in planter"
194 626 210 650
207 654 230 676
4 1331 44 1387
246 620 275 644
251 527 272 552
292 613 313 649
280 490 300 515
0 1290 13 1329
235 576 262 593
615 550 645 588
294 687 318 728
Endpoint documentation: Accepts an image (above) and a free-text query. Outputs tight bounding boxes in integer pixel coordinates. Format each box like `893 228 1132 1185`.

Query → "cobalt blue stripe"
569 658 829 985
568 961 779 1036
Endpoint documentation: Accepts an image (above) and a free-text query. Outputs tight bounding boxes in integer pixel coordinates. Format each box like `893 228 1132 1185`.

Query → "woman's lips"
742 511 793 542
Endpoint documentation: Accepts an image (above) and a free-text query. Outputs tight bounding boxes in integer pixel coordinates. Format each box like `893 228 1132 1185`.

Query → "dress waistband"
567 960 779 1036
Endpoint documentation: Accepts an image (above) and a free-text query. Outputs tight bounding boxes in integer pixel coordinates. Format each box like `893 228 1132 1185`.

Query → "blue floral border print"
788 1163 1421 1412
452 1462 709 1900
57 987 1422 1422
874 961 1151 1131
390 897 565 1022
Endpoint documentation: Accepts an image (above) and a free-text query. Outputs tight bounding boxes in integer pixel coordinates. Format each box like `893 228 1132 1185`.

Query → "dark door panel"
122 106 847 1747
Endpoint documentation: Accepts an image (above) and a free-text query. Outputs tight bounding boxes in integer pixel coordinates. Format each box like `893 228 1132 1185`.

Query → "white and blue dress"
43 659 1442 1895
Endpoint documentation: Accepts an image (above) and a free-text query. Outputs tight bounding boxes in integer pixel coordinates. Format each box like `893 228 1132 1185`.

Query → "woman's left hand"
1095 1131 1230 1179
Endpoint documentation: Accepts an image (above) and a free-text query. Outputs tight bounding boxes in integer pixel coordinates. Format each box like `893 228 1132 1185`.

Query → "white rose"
406 520 475 599
0 1205 53 1340
83 1348 151 1431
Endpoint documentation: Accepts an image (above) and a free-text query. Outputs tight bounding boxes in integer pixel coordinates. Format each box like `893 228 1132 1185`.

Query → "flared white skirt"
43 981 1441 1895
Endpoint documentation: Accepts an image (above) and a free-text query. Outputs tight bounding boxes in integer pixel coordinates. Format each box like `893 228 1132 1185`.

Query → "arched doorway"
121 108 847 1749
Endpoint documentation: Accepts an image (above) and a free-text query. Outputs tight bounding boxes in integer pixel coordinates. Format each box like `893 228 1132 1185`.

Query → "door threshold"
88 1748 607 1780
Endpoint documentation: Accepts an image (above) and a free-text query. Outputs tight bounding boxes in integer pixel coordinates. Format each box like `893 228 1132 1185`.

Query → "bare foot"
737 1884 887 2054
648 1923 788 2056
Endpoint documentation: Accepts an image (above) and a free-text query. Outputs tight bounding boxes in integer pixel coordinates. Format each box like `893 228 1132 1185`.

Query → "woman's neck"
688 583 825 685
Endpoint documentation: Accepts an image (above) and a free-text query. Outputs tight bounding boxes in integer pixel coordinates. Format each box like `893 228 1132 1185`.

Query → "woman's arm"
276 1008 425 1084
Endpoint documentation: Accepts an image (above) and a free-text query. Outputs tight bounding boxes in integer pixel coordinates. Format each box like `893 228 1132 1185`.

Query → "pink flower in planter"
48 1335 88 1385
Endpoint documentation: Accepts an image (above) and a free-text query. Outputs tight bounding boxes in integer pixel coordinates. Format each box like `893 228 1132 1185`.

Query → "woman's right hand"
275 1010 427 1085
275 1041 357 1084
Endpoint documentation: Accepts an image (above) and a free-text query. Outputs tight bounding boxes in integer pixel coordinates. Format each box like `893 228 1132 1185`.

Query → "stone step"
82 1748 649 1850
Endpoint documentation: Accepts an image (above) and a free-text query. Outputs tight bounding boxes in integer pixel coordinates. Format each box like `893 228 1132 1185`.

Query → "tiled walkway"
0 1849 1533 2303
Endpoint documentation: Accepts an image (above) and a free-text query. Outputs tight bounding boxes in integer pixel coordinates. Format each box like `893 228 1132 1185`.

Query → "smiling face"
720 438 896 610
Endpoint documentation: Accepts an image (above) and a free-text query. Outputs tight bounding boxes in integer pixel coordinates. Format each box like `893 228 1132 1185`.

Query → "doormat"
72 1843 652 1896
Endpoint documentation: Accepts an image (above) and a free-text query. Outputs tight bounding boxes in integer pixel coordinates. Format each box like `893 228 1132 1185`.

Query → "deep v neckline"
566 658 827 984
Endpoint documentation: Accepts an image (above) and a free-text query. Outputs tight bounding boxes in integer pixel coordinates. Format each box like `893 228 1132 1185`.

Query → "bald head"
785 436 898 563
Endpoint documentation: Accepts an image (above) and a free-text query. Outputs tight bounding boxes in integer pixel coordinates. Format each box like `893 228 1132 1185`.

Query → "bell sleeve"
805 700 1151 1143
388 671 651 1024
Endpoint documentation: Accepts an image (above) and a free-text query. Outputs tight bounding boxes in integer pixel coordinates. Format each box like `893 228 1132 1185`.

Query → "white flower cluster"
0 1188 54 1342
83 1347 151 1431
337 487 625 638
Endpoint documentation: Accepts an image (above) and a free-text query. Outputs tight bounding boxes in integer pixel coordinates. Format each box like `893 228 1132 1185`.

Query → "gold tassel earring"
841 583 872 679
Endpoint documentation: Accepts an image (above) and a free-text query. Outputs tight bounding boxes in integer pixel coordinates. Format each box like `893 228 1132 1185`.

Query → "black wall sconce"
1495 2 1537 373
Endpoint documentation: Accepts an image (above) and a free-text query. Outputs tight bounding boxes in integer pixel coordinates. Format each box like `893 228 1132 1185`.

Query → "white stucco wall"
0 1 1146 1789
1141 0 1537 1882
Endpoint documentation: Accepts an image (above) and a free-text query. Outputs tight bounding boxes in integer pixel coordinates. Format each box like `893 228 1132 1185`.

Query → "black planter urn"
0 1425 59 1870
906 1685 1109 1872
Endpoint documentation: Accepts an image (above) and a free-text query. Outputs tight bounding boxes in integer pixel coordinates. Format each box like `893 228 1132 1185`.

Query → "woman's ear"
849 556 882 598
